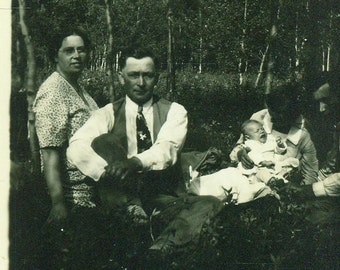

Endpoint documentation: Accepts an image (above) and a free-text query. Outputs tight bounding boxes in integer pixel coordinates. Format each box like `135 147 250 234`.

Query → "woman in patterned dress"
33 26 98 226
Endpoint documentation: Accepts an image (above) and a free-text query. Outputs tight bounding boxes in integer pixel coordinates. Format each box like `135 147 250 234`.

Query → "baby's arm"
275 137 287 155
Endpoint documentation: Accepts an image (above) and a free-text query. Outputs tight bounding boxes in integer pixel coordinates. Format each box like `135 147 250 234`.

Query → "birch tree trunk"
239 0 248 86
322 46 326 71
255 45 269 88
198 1 203 74
264 0 281 94
166 2 176 100
264 24 277 94
18 0 40 176
294 10 301 78
326 10 333 72
104 0 116 102
255 0 280 92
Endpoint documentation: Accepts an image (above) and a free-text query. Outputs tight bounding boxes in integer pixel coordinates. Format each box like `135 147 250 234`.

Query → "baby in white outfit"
188 120 299 204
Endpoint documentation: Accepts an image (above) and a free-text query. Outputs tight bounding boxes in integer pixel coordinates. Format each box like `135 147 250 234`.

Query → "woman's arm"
42 147 68 222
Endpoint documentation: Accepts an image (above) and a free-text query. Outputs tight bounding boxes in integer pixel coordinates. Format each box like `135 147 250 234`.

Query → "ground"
9 163 339 270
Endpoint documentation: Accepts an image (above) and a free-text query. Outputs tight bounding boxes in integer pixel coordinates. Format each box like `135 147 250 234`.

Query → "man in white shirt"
67 47 222 258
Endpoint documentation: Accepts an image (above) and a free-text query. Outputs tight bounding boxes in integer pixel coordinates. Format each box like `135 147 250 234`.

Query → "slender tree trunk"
104 0 115 101
101 44 107 70
198 1 203 74
239 0 248 86
263 0 281 94
322 46 326 71
18 0 40 176
166 3 176 100
294 10 301 77
264 24 277 94
326 10 333 71
255 44 269 88
255 0 280 92
327 45 331 71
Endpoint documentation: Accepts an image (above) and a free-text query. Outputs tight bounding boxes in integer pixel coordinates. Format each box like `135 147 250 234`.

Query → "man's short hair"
118 46 159 70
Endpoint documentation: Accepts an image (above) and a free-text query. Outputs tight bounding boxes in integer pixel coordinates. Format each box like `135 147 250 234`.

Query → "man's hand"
101 157 143 181
237 146 254 169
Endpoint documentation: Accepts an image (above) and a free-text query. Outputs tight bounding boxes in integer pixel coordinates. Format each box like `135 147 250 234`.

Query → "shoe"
267 177 285 191
127 204 149 226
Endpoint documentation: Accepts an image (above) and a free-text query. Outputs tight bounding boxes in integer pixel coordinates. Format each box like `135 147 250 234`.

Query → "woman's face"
55 35 87 78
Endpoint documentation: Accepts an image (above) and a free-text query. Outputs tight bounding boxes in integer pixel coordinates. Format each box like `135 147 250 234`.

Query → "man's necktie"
136 105 152 153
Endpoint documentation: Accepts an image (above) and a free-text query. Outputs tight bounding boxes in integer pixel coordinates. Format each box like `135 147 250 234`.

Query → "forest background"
8 0 340 269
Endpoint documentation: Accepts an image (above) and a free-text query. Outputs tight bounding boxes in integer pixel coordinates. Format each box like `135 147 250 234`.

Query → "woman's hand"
48 201 68 223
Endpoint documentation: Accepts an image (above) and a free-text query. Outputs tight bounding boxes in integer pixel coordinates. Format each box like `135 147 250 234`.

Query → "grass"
10 70 339 269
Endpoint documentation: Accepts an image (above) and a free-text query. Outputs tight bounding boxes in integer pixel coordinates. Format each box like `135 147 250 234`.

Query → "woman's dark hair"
265 82 302 121
118 46 159 70
47 26 91 62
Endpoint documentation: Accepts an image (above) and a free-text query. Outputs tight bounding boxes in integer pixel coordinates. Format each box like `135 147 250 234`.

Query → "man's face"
56 35 87 77
314 83 337 115
244 122 267 143
118 57 158 105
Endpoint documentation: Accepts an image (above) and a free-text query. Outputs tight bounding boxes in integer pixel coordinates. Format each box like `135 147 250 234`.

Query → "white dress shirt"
313 173 340 197
67 96 188 181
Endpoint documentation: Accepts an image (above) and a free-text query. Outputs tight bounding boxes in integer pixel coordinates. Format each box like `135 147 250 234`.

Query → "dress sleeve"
34 87 68 148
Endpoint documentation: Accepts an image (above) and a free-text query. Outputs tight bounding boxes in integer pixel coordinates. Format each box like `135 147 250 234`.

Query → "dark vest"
91 96 185 198
109 96 173 151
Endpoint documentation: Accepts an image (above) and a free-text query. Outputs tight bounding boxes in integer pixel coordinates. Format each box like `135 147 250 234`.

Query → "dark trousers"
146 193 223 248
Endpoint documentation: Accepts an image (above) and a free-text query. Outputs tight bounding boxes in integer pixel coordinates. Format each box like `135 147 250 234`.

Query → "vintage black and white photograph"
8 0 340 269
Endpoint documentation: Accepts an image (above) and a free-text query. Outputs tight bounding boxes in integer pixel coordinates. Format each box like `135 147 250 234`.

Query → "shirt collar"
125 95 153 113
263 110 304 145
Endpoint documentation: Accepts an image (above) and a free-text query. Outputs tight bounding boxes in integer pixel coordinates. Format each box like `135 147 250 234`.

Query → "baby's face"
245 122 267 143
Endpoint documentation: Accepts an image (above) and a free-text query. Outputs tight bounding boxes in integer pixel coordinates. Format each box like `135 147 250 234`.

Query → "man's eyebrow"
63 45 85 49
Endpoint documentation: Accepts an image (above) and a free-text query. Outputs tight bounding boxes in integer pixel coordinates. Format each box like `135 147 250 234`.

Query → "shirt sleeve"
66 104 115 181
136 102 188 171
34 87 68 148
318 125 338 180
299 130 319 185
313 173 340 197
